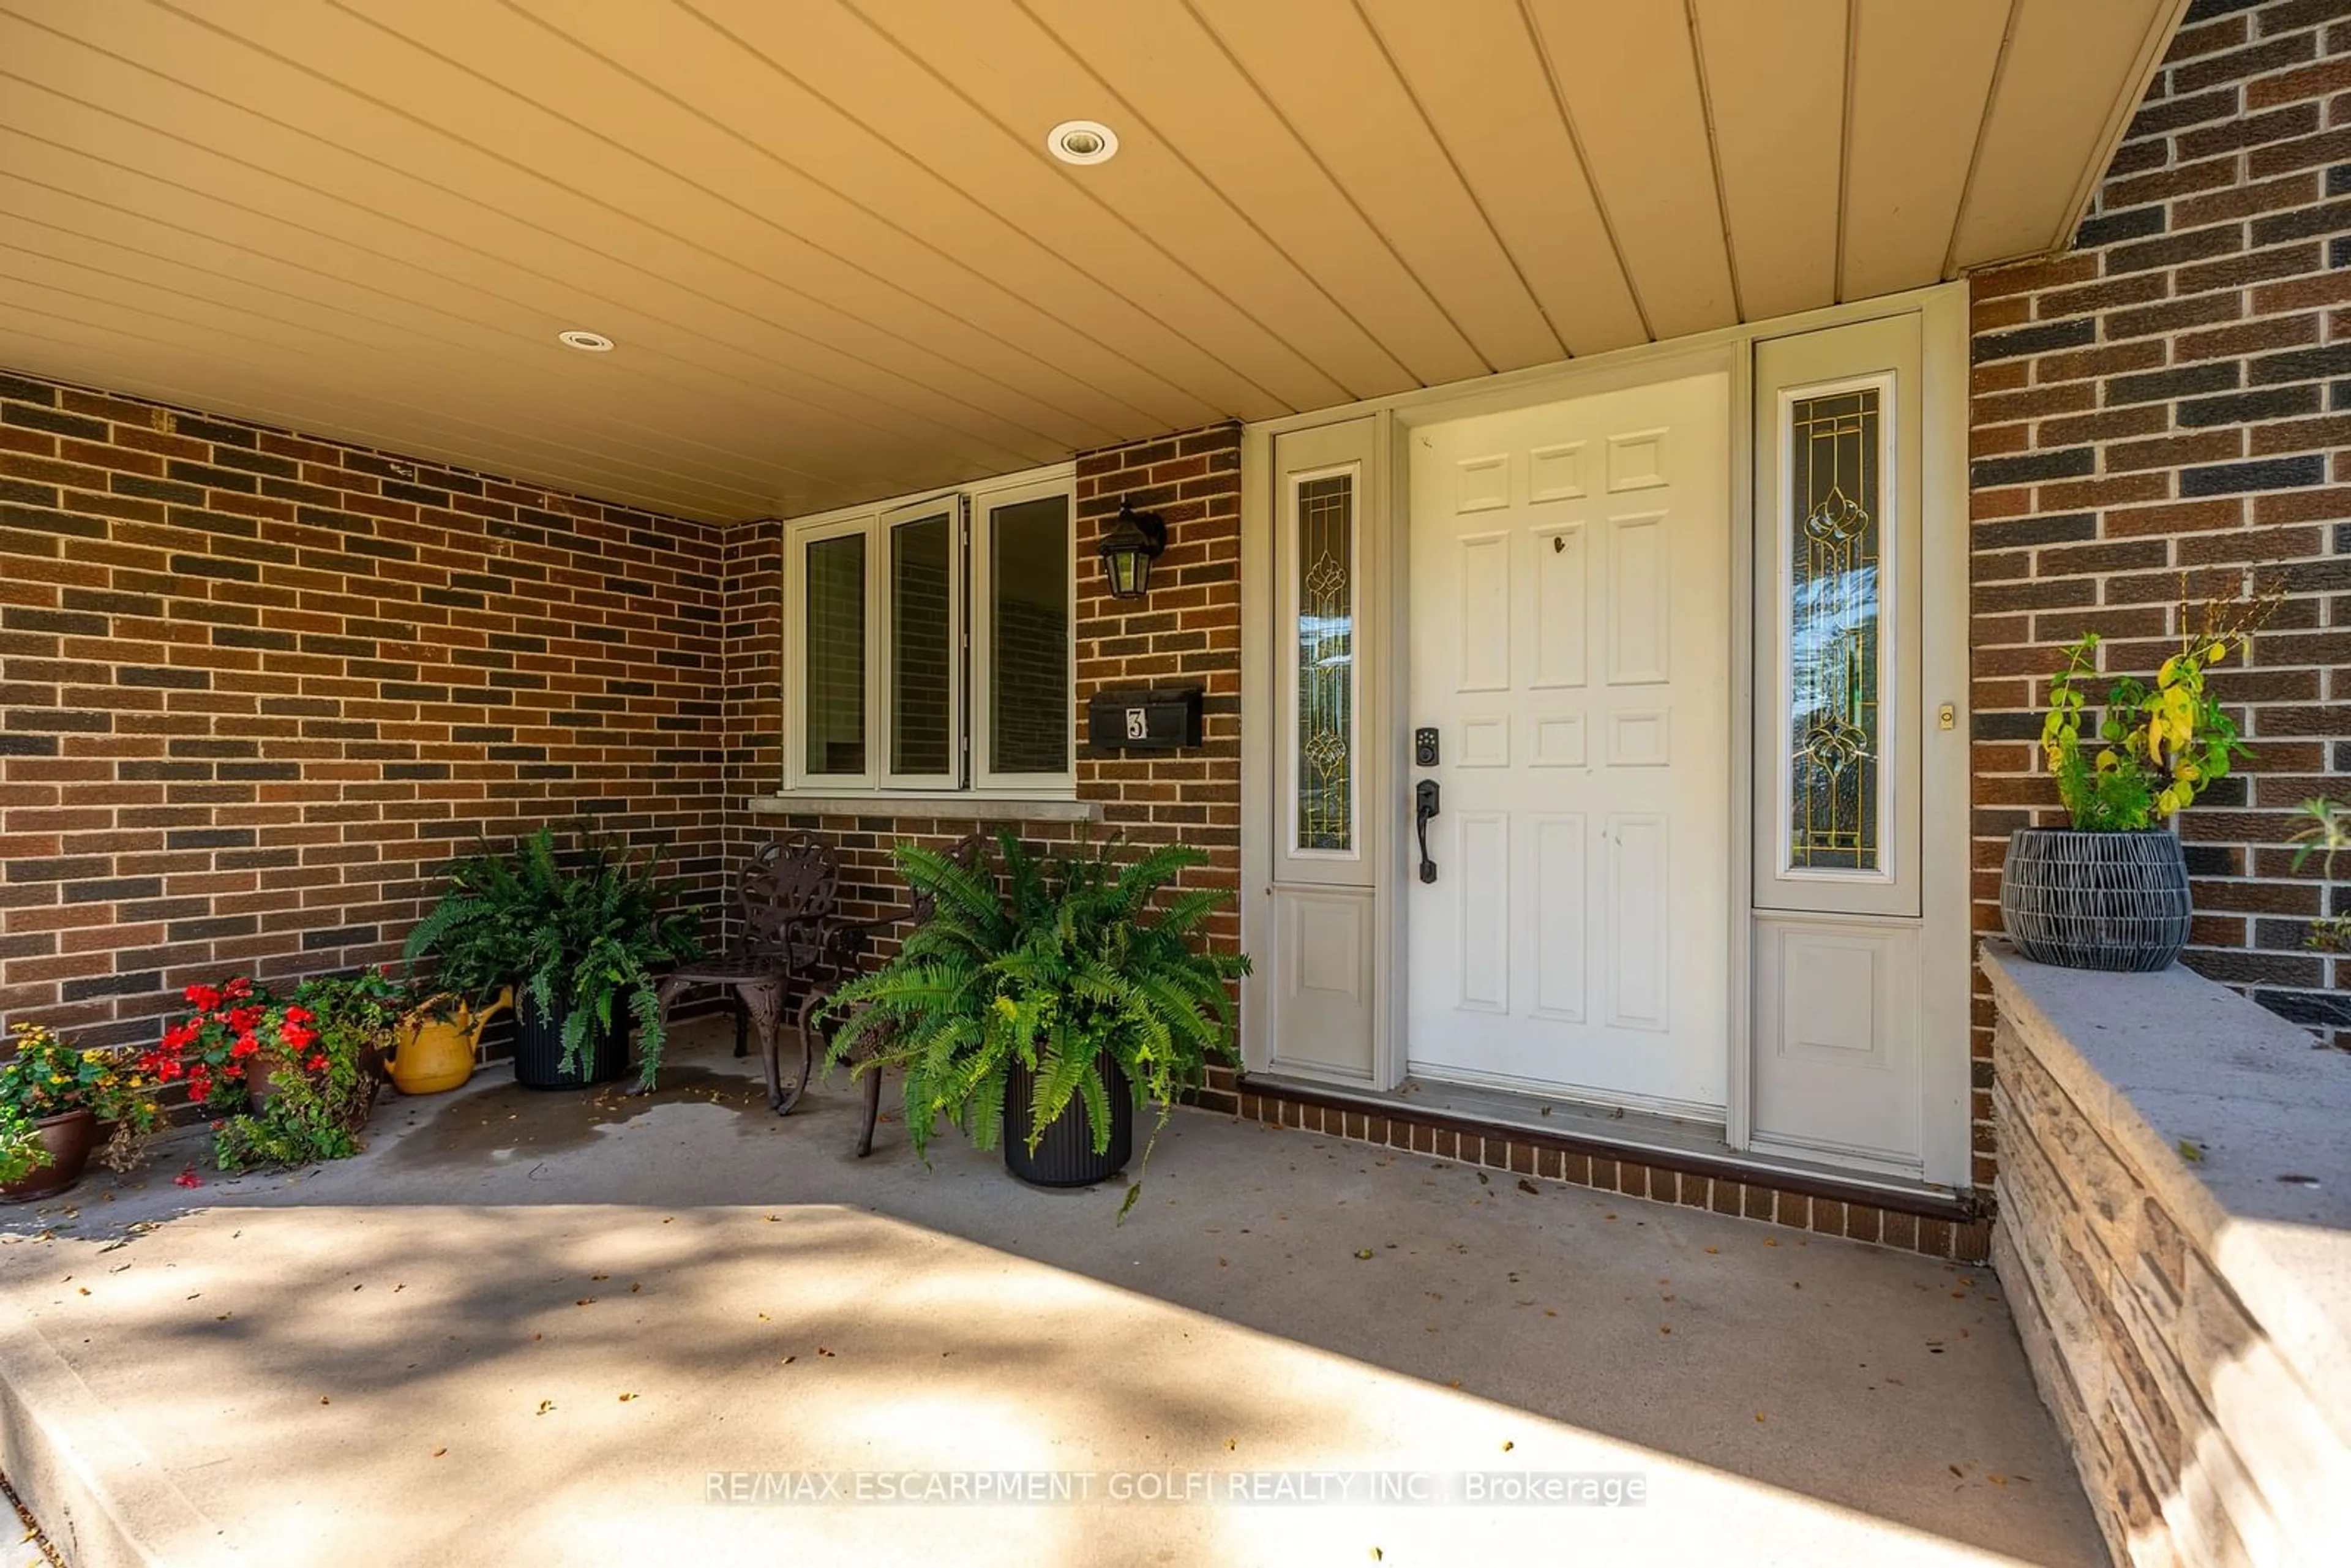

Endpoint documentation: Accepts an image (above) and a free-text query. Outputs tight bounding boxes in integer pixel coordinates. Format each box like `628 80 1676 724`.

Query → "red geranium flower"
187 984 221 1011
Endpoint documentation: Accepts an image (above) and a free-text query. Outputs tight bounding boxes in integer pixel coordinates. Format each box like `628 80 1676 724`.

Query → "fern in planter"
816 833 1249 1217
403 824 703 1089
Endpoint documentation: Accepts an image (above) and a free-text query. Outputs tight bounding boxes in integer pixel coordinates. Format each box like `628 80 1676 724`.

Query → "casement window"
784 468 1074 796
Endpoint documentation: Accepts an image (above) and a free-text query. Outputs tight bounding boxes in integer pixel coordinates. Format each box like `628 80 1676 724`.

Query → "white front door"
1404 373 1730 1116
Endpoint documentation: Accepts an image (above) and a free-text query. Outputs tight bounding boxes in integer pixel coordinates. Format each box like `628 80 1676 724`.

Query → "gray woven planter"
1999 827 2191 972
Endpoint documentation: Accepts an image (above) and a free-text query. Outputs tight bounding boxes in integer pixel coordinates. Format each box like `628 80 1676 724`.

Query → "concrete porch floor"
0 1019 2100 1567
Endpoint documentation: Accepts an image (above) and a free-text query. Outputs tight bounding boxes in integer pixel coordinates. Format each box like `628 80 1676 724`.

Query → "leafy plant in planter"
0 1104 51 1191
1 1022 151 1200
2003 593 2270 972
403 824 703 1090
210 972 397 1171
815 833 1249 1217
2287 797 2351 953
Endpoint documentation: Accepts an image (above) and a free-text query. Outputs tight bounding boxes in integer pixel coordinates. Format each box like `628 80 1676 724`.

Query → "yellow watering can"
386 988 512 1095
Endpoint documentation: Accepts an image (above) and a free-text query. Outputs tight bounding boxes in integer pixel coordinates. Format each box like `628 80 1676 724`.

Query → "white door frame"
1240 282 1971 1188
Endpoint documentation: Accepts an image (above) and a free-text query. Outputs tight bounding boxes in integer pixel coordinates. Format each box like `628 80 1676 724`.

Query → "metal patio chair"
654 831 838 1113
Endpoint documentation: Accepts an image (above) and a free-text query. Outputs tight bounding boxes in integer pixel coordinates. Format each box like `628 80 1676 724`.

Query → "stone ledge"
1982 940 2351 1564
1981 943 2351 1398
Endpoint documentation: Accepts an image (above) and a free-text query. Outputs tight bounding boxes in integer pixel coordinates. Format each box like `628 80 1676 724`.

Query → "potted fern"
2001 604 2263 972
816 833 1248 1211
403 825 703 1090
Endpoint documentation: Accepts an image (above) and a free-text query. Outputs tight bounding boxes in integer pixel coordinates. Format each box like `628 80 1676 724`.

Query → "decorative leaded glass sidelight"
1295 473 1355 853
1787 386 1884 872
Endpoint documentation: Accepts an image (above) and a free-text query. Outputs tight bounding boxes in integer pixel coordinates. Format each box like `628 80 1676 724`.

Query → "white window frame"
787 510 881 790
969 471 1079 795
782 463 1076 799
879 493 966 792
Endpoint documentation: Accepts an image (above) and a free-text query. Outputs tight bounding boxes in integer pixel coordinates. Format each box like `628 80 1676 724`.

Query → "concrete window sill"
745 793 1103 823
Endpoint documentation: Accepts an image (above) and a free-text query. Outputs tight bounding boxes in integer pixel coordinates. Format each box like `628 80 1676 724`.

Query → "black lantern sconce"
1097 497 1168 601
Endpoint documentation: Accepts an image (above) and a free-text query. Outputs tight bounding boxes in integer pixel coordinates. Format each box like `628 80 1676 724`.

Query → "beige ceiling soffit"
1514 0 1656 343
2049 0 2194 258
1938 0 2021 283
1833 0 1857 306
684 0 1288 419
1180 0 1510 376
1013 0 1414 399
841 0 1363 411
1345 0 1565 362
135 0 1081 462
1683 0 1744 325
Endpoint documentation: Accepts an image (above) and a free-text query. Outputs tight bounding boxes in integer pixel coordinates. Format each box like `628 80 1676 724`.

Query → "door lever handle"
1414 778 1440 883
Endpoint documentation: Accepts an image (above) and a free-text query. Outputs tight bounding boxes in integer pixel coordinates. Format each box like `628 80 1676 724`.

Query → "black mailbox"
1087 686 1203 751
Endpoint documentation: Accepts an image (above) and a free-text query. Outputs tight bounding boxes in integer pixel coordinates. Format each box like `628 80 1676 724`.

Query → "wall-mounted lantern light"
1097 497 1168 600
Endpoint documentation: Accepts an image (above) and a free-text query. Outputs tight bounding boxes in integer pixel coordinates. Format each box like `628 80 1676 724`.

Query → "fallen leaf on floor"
576 1299 596 1307
1517 1179 1539 1195
1217 1258 1229 1268
1225 1438 1237 1451
536 1400 555 1416
757 1313 770 1321
214 1312 231 1322
1704 1247 1719 1255
1949 1465 1963 1478
618 1393 637 1403
591 1274 609 1282
1764 1239 1779 1247
1475 1172 1489 1185
1543 1309 1558 1318
432 1448 447 1458
319 1396 330 1405
817 1347 834 1357
173 1170 201 1189
76 1287 88 1296
1354 1248 1374 1259
1755 1412 1767 1422
1659 1326 1671 1335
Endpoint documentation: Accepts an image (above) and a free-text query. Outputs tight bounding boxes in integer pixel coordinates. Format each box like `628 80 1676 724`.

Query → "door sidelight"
1414 778 1441 883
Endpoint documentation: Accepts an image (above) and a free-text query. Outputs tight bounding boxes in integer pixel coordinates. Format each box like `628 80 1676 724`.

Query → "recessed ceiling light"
557 329 615 353
1046 119 1118 166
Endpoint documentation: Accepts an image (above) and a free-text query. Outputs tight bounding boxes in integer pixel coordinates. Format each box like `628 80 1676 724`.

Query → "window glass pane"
804 533 867 776
890 514 954 777
988 495 1070 775
1788 388 1882 872
1295 473 1354 852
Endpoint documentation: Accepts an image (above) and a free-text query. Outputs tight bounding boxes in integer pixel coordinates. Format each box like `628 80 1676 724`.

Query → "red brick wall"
1970 0 2351 1131
0 369 730 1048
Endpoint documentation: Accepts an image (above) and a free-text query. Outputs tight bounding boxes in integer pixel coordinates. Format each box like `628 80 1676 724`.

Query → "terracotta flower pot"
2 1108 97 1204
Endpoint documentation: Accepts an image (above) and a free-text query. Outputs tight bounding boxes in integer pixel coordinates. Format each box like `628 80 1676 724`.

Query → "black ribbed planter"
2000 827 2192 973
511 992 629 1089
1002 1052 1132 1188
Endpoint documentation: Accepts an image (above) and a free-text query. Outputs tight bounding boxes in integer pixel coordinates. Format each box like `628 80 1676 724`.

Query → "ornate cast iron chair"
799 833 986 1157
654 832 838 1113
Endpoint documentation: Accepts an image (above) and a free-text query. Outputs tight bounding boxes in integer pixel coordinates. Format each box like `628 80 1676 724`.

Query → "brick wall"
1970 0 2351 1148
0 369 730 1048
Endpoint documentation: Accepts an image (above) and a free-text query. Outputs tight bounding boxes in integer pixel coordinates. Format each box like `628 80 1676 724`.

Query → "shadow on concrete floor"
0 1019 2098 1567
